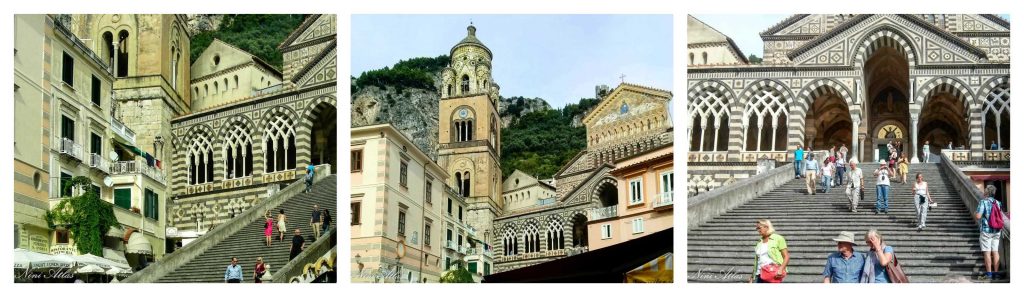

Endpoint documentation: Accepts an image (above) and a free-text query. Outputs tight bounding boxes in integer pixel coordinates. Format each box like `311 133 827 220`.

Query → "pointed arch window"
744 86 788 151
547 219 565 250
264 110 297 173
461 75 470 94
224 120 253 179
983 83 1010 150
188 131 214 185
688 85 730 151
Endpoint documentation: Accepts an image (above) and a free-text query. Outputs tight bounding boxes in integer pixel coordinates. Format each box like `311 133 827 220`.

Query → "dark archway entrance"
309 103 337 173
863 43 910 162
571 213 588 248
806 88 852 151
919 88 969 157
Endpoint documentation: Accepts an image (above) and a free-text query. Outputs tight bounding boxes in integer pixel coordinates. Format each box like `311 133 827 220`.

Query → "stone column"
851 115 860 161
910 114 920 163
112 41 119 77
858 133 866 163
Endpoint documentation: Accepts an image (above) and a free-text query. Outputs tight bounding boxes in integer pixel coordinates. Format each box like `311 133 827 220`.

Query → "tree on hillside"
747 54 763 64
190 14 307 70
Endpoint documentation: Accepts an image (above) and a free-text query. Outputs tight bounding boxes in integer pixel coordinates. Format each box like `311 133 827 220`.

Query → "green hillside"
190 14 307 70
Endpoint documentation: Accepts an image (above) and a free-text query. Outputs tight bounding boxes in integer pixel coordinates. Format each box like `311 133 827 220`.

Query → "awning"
76 264 106 274
624 252 673 283
79 252 131 270
103 248 131 267
126 232 153 255
13 248 62 270
483 228 673 283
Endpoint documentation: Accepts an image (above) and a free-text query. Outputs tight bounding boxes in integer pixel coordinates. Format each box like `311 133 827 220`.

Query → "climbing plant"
44 176 119 256
439 260 475 283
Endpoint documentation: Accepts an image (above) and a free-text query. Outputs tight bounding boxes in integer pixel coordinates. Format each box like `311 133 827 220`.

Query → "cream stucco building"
350 124 446 283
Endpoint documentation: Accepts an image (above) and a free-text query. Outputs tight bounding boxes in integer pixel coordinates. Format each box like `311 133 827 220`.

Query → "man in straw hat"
845 158 864 212
823 231 866 283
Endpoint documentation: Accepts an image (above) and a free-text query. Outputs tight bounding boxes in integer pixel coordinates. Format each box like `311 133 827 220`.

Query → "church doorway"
309 102 337 173
805 87 852 153
863 41 910 162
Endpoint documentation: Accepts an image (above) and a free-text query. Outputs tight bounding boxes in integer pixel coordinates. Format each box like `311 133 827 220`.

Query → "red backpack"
988 200 1005 230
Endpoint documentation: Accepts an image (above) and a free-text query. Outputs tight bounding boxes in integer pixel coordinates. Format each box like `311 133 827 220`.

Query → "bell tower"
438 23 503 243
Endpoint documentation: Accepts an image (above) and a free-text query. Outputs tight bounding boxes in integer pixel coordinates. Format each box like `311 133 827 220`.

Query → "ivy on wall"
44 176 119 256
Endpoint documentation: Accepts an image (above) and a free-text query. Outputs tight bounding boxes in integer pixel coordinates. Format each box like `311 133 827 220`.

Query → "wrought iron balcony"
109 117 136 146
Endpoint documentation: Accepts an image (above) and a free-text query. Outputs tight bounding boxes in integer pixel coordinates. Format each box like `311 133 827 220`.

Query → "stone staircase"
688 163 989 283
156 177 338 283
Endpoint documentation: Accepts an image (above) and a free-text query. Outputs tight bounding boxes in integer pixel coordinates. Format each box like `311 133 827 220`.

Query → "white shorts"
980 232 1001 252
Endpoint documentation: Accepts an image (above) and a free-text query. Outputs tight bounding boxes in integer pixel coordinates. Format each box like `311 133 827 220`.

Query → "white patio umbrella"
76 264 105 274
13 248 49 270
106 266 132 276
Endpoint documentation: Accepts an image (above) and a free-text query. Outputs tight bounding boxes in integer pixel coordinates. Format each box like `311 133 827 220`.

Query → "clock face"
877 124 903 139
458 109 469 119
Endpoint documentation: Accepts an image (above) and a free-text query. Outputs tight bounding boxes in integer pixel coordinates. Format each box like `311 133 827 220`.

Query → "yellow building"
189 39 283 112
501 170 557 212
437 24 504 245
13 14 161 267
351 124 447 283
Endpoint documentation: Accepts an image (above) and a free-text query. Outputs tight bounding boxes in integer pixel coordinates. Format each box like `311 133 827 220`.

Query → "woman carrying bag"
861 229 895 283
750 219 790 283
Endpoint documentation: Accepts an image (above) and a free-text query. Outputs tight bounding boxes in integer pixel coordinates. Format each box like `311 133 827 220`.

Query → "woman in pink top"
264 210 274 247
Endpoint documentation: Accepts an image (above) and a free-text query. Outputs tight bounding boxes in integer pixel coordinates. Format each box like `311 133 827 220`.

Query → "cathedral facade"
687 14 1011 195
167 14 337 237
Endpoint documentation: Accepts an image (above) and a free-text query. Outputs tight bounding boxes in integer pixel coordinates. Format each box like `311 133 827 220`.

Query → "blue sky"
693 14 1012 59
351 15 673 108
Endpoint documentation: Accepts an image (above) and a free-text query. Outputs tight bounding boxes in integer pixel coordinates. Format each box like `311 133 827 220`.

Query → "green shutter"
114 188 131 209
468 262 478 273
60 173 72 197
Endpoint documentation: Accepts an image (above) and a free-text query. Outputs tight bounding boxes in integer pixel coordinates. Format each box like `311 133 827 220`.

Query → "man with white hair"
845 158 864 212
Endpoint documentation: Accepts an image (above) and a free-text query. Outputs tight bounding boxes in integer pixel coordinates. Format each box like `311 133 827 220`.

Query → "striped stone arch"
793 78 858 148
687 80 736 103
976 76 1010 103
589 176 618 204
297 96 337 167
915 76 974 108
851 26 919 68
736 79 795 152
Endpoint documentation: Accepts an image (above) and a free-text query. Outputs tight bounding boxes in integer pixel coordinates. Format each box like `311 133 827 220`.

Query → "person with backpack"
975 185 1005 280
304 164 316 193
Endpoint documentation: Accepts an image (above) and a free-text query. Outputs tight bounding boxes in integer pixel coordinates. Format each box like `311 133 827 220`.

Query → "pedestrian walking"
277 209 288 241
264 210 274 247
805 154 820 195
254 257 266 283
874 164 892 214
823 231 866 283
897 154 910 183
321 209 332 235
976 185 1005 280
225 257 243 283
835 152 847 186
310 204 322 238
304 164 315 193
750 219 789 283
821 159 835 193
913 173 934 230
290 228 306 260
922 140 931 163
846 159 864 212
794 145 805 178
838 144 849 162
861 229 894 283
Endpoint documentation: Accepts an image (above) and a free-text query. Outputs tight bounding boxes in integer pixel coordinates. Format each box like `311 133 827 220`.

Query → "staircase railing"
270 227 337 283
937 154 1010 275
687 163 794 230
122 165 333 283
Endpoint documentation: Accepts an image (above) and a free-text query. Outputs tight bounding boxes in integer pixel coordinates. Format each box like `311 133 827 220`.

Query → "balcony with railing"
589 205 618 221
654 191 673 208
111 160 166 185
109 117 136 146
445 240 458 251
89 153 111 174
55 137 84 161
